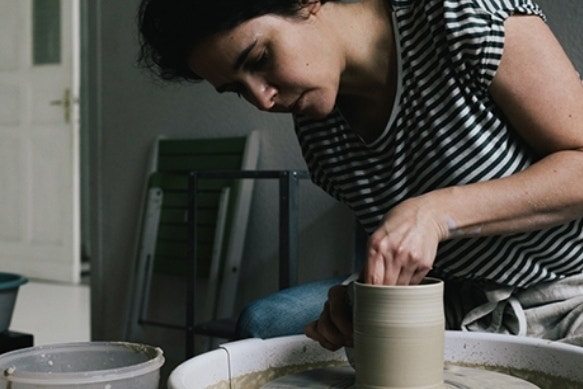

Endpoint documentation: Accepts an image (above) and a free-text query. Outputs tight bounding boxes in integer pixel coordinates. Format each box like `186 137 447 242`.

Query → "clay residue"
198 361 348 389
445 362 582 389
198 379 230 389
200 360 581 389
225 360 347 389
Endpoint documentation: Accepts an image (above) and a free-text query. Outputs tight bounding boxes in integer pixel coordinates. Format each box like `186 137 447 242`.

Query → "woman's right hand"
305 284 353 351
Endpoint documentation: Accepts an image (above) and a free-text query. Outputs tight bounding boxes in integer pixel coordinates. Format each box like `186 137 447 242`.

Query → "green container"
0 272 27 333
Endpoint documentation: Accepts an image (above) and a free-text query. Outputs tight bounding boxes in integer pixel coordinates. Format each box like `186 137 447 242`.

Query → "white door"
0 0 80 283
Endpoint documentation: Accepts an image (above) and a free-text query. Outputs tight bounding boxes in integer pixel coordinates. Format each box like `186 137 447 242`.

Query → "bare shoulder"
489 15 583 155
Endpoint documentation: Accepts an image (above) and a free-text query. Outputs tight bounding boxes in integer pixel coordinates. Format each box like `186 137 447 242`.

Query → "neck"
334 0 396 101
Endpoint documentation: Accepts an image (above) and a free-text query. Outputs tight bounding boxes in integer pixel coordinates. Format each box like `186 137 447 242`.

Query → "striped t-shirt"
293 0 583 288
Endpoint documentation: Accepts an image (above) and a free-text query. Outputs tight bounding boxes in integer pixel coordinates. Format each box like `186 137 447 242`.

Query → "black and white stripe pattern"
293 0 583 288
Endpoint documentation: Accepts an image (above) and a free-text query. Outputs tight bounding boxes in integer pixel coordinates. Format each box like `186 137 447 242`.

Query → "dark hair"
138 0 332 82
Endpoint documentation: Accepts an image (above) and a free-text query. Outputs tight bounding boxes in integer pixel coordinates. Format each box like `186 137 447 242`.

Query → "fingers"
305 317 340 350
306 303 343 351
328 285 353 339
365 231 392 285
395 265 416 286
394 248 432 285
304 285 353 351
365 230 433 286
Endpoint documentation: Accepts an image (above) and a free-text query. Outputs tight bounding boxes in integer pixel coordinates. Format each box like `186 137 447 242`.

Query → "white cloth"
446 273 583 346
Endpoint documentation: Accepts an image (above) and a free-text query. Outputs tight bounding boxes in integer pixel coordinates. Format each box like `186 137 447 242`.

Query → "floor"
10 279 90 346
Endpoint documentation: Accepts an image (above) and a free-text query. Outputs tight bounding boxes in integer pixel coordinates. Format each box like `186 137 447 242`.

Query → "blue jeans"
235 276 347 339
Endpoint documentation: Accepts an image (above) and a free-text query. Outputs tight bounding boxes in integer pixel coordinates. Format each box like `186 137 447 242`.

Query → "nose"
246 78 276 111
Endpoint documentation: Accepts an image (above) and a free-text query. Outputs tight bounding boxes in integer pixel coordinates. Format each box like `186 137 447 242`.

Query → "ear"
298 0 322 16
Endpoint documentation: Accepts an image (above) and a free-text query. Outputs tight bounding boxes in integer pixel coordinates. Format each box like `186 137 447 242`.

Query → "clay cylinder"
353 278 445 389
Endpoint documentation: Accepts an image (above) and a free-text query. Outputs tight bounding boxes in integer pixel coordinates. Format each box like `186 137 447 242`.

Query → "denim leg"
235 276 346 339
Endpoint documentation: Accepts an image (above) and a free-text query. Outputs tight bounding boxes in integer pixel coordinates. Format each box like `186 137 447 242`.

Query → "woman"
138 0 583 350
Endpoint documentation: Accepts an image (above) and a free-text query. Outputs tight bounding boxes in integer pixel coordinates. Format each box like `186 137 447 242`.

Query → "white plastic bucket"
0 341 164 388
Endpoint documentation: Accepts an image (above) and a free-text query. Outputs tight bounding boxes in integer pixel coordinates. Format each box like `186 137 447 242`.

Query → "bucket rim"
0 272 28 291
0 341 165 385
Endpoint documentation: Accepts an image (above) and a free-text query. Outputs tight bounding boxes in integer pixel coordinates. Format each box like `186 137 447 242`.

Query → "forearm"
422 149 583 241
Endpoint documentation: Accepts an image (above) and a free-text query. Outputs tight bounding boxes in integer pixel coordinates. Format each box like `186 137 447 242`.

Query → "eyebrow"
216 39 258 93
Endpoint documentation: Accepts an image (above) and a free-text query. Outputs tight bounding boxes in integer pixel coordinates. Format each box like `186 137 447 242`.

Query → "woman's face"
188 10 344 119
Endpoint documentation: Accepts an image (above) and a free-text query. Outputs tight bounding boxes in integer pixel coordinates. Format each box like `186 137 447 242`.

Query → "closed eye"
216 49 269 99
248 50 269 72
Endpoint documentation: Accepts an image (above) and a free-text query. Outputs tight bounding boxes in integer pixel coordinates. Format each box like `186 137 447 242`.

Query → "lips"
271 93 306 115
290 101 300 114
290 94 304 115
272 98 301 114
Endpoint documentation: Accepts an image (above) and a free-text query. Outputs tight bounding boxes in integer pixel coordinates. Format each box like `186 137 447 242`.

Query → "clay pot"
353 278 445 389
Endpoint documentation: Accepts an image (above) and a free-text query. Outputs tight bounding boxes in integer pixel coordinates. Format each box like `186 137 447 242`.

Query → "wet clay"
201 360 347 389
353 278 445 388
263 363 543 388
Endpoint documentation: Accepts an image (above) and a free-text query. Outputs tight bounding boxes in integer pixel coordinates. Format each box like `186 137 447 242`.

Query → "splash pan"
168 331 583 389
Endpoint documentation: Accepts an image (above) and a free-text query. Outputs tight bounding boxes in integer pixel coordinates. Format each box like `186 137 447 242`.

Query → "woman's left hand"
363 197 445 285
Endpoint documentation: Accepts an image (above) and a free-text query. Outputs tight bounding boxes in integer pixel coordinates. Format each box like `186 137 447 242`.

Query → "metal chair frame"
186 169 310 358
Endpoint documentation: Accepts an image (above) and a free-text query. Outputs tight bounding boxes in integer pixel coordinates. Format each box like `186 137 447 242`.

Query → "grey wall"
538 0 582 69
87 0 582 374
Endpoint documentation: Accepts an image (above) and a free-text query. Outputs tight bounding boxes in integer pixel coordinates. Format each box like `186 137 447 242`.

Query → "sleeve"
443 0 546 94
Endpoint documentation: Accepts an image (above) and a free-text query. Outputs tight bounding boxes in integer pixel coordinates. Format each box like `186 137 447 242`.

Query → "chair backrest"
125 131 260 340
151 135 254 277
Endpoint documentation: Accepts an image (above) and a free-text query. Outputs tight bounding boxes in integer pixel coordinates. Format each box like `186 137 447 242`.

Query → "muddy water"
252 361 581 389
200 360 347 389
451 362 583 389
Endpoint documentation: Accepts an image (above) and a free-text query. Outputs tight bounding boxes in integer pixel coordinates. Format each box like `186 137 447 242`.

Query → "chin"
302 103 335 120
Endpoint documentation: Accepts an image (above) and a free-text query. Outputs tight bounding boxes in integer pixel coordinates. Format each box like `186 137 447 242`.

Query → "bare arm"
429 15 583 237
364 15 583 285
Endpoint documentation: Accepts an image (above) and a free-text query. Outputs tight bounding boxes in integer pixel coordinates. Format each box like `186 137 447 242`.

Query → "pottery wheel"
262 364 540 388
